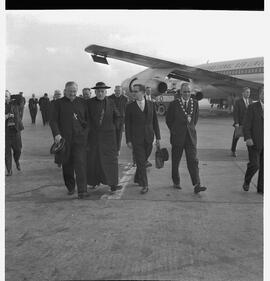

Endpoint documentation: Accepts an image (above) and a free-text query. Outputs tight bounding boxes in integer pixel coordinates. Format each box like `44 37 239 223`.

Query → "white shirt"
146 95 152 101
260 101 264 112
243 97 249 107
136 98 145 111
181 98 190 109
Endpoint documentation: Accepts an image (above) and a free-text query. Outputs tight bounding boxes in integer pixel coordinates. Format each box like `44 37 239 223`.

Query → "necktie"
184 101 187 111
245 99 248 108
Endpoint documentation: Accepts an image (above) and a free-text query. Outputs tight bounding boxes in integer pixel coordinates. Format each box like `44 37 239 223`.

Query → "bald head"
180 83 192 100
114 85 122 97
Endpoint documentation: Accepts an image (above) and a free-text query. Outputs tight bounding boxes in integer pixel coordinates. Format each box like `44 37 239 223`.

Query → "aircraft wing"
85 44 263 91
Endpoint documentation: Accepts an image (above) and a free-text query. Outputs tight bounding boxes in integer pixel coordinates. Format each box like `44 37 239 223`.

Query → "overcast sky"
6 10 267 98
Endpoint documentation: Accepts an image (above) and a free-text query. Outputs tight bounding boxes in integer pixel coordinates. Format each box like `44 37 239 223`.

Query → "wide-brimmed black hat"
91 82 111 89
50 138 66 154
155 147 169 169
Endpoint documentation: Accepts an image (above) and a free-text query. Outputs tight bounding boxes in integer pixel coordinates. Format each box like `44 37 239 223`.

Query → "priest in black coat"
87 82 122 192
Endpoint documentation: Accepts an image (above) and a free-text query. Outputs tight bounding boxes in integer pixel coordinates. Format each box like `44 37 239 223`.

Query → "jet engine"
122 77 168 98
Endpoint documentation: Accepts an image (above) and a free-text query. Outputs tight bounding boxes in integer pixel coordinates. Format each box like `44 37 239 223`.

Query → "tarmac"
5 107 263 281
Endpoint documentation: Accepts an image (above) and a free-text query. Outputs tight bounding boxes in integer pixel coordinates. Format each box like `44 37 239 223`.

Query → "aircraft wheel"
157 104 166 116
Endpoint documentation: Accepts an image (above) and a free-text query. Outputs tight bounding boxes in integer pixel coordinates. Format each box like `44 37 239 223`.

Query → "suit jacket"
109 94 128 121
243 101 263 151
166 98 199 147
39 96 50 112
125 99 160 145
50 96 88 144
28 98 38 111
233 98 252 126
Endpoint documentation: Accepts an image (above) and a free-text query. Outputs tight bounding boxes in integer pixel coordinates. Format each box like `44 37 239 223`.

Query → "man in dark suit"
28 94 39 124
109 85 128 155
166 83 206 194
231 87 252 157
125 84 161 194
39 93 51 126
50 81 90 199
18 92 26 120
87 82 123 193
242 87 264 194
5 90 24 176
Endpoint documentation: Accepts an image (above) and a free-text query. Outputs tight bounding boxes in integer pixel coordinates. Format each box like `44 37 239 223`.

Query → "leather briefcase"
234 125 244 138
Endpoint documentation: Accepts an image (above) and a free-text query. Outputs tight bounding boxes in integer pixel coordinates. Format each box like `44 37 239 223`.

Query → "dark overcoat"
125 99 160 145
233 98 252 126
243 101 264 151
165 98 199 147
87 97 120 186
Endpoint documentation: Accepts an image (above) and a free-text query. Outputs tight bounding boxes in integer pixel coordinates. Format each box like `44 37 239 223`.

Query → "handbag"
155 146 164 169
234 125 243 138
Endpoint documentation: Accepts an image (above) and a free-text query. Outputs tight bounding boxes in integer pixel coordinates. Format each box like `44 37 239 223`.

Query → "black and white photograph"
2 9 268 281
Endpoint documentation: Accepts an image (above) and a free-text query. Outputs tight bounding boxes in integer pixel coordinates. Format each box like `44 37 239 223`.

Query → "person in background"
82 88 91 100
109 85 128 155
125 84 161 194
39 93 50 126
5 90 24 176
18 92 26 120
50 82 90 199
28 94 39 124
87 82 123 193
242 87 264 195
231 87 252 157
165 82 207 194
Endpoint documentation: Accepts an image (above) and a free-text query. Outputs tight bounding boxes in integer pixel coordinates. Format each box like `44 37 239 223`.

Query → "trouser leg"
115 125 123 152
72 143 87 194
171 145 184 185
5 137 12 172
257 149 264 192
231 130 239 152
184 135 200 186
62 145 75 192
41 111 46 125
11 133 22 163
244 146 260 185
145 141 153 163
133 143 148 187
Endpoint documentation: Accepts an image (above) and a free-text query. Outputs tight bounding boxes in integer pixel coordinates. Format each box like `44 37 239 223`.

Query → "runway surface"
5 107 263 281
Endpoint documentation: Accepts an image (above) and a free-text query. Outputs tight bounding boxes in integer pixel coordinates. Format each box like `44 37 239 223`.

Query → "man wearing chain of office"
166 82 207 194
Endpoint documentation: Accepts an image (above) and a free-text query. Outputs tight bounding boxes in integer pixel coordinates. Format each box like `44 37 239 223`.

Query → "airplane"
84 44 263 107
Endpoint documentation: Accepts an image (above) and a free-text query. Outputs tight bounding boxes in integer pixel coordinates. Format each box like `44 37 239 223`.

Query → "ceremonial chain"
177 98 194 122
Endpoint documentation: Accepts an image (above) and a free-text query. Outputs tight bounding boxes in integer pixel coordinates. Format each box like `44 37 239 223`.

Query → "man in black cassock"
87 82 122 193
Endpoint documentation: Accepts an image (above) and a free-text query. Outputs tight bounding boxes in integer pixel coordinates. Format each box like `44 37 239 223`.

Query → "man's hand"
234 123 239 127
127 142 133 149
246 139 254 146
155 139 160 148
54 134 62 144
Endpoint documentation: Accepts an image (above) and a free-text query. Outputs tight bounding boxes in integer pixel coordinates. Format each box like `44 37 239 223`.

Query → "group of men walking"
48 81 208 199
5 82 264 198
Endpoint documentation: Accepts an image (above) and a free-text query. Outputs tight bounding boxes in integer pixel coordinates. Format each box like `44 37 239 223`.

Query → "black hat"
50 138 66 154
91 82 111 89
155 147 169 169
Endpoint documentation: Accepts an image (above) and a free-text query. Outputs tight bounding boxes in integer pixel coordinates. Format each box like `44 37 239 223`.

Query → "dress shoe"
242 182 249 192
78 191 91 199
67 189 75 195
231 151 237 157
173 184 182 190
194 184 207 194
145 161 152 168
87 184 98 190
257 190 263 195
110 185 123 192
140 186 149 194
15 161 21 171
6 170 12 176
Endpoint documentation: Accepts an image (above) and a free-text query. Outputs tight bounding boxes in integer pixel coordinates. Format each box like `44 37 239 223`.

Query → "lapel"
256 101 263 118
